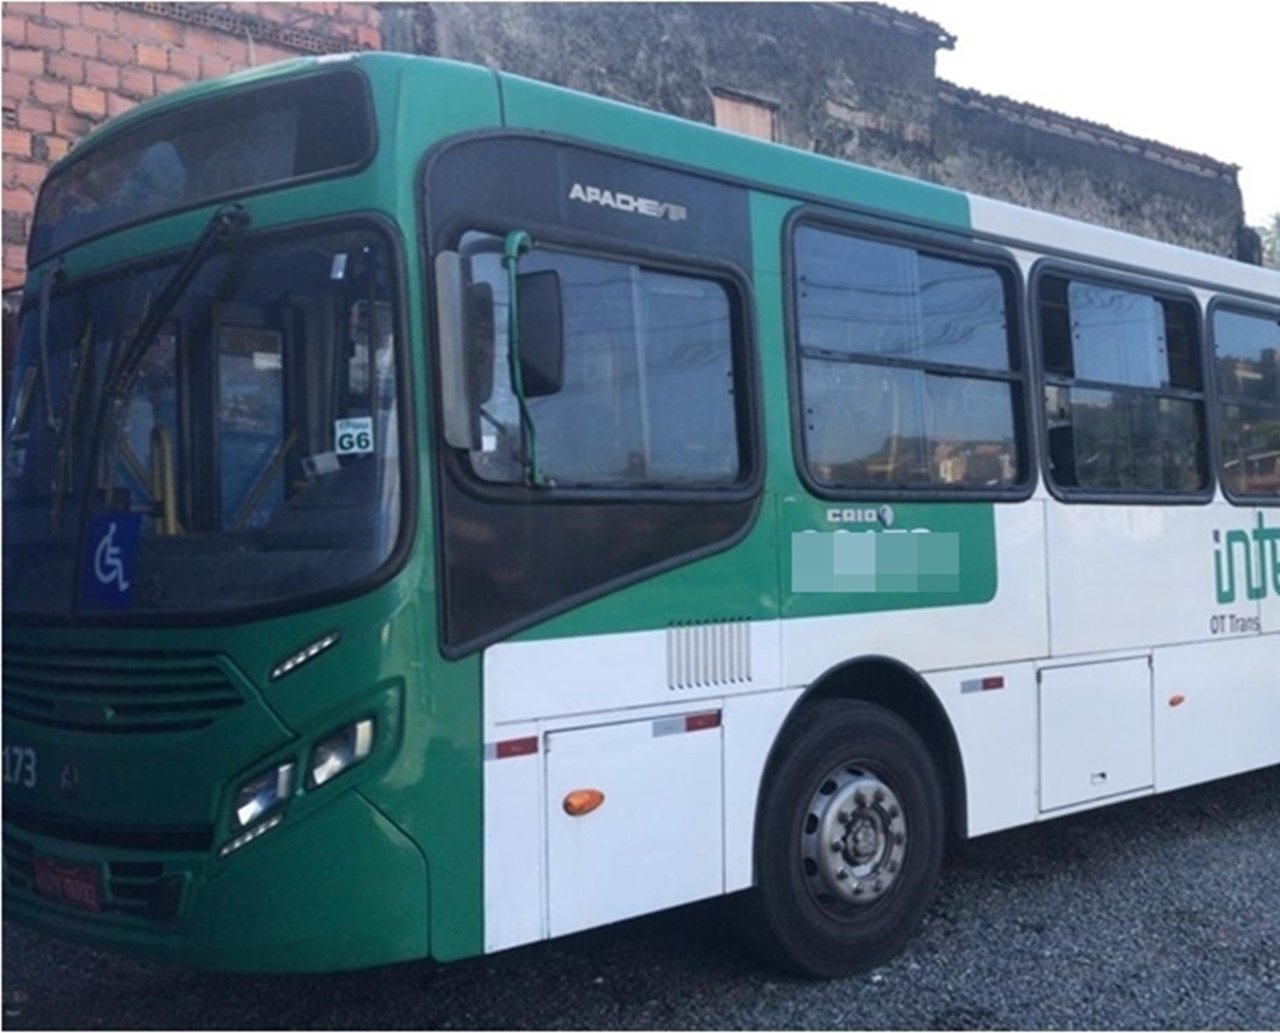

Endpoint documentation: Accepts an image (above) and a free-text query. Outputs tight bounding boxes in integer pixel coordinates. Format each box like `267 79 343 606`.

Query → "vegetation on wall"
1259 214 1280 269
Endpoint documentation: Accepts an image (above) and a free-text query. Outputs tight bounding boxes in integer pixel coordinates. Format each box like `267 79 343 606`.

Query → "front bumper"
3 788 429 972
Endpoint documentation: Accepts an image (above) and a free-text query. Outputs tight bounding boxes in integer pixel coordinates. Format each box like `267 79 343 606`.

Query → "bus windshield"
2 224 402 619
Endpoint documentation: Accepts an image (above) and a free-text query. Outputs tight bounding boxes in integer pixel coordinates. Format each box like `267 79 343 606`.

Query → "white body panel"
478 185 1279 957
1045 503 1257 656
780 502 1049 682
481 521 1277 953
1038 656 1153 811
544 717 722 937
926 662 1039 835
1153 636 1280 792
968 195 1280 298
481 623 783 953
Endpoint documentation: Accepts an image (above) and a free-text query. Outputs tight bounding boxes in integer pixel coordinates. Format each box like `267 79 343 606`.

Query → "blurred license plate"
34 856 102 913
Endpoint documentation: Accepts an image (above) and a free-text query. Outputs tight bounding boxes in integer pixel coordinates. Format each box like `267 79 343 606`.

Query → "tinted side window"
794 226 1024 492
460 232 741 489
1038 273 1208 496
1213 307 1280 499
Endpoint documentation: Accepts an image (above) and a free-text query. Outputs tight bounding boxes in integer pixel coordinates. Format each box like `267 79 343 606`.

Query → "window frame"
1030 259 1214 506
785 208 1036 503
434 224 763 507
1206 295 1280 507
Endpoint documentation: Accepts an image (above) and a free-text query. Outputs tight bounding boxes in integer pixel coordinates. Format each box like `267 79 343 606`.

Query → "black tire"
743 699 945 978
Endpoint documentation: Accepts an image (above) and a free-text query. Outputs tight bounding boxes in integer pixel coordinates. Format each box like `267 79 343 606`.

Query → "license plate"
34 857 103 913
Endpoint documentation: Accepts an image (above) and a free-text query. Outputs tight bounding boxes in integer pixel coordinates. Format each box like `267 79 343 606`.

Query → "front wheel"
744 699 945 978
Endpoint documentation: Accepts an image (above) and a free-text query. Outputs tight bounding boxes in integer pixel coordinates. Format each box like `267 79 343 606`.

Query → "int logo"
1213 513 1280 604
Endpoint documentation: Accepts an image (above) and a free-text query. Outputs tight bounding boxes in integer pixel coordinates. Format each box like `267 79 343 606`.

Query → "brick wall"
2 2 381 290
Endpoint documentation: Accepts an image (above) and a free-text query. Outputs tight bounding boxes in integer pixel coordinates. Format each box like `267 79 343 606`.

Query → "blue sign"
81 513 141 611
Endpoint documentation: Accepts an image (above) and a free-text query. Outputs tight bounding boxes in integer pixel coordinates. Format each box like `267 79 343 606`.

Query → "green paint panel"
780 496 998 617
205 791 429 972
3 56 503 972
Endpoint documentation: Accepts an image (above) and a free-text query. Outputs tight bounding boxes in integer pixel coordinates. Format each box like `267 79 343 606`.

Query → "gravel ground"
4 765 1278 1030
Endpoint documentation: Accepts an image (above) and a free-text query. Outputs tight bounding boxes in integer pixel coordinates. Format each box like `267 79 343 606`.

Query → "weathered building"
381 2 1245 259
2 0 1251 305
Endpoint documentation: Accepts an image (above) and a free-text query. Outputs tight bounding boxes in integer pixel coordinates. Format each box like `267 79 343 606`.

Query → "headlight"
233 761 295 829
310 718 375 787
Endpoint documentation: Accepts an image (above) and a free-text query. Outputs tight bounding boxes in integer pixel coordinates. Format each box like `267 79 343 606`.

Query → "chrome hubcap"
802 766 907 908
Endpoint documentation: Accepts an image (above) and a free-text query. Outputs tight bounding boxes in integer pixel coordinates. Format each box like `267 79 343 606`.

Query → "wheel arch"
766 655 968 840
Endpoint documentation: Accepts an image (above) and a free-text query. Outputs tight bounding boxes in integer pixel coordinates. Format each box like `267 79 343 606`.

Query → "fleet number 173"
3 745 37 788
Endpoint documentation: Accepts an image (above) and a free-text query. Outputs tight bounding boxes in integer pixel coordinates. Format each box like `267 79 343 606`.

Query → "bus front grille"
2 645 245 734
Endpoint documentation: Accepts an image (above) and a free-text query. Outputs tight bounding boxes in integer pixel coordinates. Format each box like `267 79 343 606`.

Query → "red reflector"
685 711 721 732
981 677 1004 691
495 736 538 759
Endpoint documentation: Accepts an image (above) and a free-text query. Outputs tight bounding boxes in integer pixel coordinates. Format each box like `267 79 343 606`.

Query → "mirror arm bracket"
503 230 543 487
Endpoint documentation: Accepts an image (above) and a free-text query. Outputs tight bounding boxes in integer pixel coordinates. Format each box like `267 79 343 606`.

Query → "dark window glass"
1213 308 1280 498
1215 309 1280 403
1064 281 1201 390
1044 386 1207 493
459 233 741 488
3 226 402 618
30 71 373 263
796 228 1011 372
804 362 1018 488
795 226 1023 492
1038 274 1208 496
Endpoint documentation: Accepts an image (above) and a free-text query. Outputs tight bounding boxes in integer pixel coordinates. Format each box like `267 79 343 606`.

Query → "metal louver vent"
3 645 244 734
666 620 752 691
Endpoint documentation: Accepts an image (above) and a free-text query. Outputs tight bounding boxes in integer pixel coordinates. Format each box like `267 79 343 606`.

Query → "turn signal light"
1169 694 1186 708
563 789 605 816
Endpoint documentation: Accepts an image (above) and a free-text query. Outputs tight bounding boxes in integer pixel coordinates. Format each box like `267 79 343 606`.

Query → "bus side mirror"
515 269 564 398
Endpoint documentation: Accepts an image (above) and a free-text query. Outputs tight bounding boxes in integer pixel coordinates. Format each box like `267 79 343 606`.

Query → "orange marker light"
563 789 605 816
1169 694 1186 708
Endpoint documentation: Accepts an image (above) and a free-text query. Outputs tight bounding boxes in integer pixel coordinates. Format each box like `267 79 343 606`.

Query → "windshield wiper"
36 260 64 434
70 203 252 602
49 318 95 533
105 204 250 399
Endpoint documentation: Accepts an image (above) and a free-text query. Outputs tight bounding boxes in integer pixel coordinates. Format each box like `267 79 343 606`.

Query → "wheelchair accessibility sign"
81 513 140 611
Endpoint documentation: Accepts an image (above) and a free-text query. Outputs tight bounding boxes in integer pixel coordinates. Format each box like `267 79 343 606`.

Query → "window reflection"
460 233 741 488
795 226 1022 492
1039 274 1207 496
1214 309 1280 497
1045 386 1206 493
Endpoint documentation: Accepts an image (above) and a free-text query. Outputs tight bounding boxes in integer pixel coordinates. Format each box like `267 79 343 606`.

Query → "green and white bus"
3 53 1278 978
